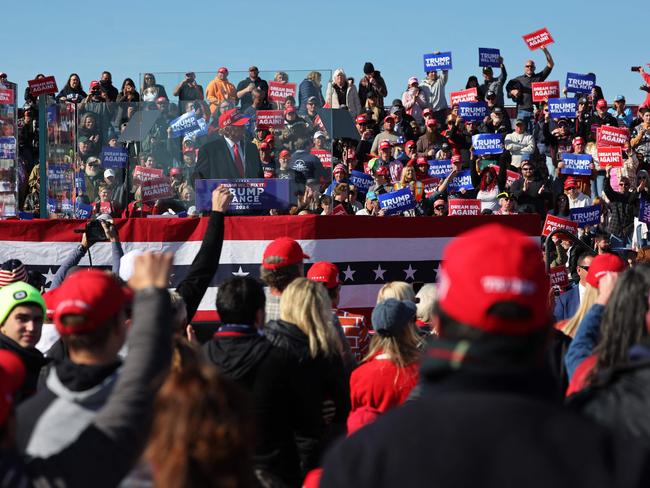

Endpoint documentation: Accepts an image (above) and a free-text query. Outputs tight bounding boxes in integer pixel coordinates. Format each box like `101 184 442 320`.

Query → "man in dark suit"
195 109 263 181
553 253 594 322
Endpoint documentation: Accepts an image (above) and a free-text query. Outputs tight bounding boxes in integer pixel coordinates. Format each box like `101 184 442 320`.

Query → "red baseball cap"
383 115 396 124
355 114 369 124
437 224 550 334
564 177 578 190
572 136 585 146
218 108 250 129
451 155 461 164
263 134 275 144
279 149 291 158
53 269 133 335
170 167 182 176
379 141 392 151
90 80 100 89
586 253 626 288
333 163 347 176
307 261 340 289
596 99 608 109
262 237 309 270
284 106 296 115
416 156 428 166
426 118 438 128
218 67 228 74
0 350 25 425
375 166 389 176
405 140 416 148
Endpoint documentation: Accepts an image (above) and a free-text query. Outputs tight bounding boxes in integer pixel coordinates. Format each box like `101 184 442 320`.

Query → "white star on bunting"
232 266 250 277
372 264 386 281
403 264 417 281
342 265 356 282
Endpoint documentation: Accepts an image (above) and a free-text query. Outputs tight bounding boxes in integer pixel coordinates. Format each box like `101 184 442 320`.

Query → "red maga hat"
586 253 626 289
262 238 309 270
307 261 340 289
218 109 250 129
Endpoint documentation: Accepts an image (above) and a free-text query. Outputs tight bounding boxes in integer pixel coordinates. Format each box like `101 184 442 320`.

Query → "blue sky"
4 0 649 105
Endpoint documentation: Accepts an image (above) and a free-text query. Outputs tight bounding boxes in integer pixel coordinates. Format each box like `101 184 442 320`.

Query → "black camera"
632 66 642 72
85 219 109 243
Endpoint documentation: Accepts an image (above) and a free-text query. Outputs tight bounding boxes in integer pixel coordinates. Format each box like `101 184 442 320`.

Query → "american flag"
0 215 541 322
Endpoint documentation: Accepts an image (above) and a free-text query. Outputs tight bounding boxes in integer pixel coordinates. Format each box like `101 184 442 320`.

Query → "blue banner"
458 101 487 122
565 72 596 94
378 188 416 215
184 117 208 140
548 98 578 119
46 106 58 125
61 199 73 213
101 147 129 169
349 170 374 193
17 212 34 220
46 198 57 214
195 179 291 212
570 204 601 227
75 201 93 219
472 134 504 155
640 196 650 225
0 137 16 159
47 164 70 188
427 159 453 178
423 52 453 71
75 172 86 192
448 170 474 192
479 48 501 68
560 153 593 176
169 111 200 138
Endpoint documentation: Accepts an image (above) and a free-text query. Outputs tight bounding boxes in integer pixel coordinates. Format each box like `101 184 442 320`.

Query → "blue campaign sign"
61 199 73 213
0 137 16 159
101 147 129 169
75 172 86 192
75 201 93 219
427 159 453 178
378 187 416 215
169 111 200 138
17 212 34 220
195 179 291 212
46 198 57 214
548 98 578 119
184 117 208 140
570 204 601 228
560 153 593 176
640 196 650 225
472 134 504 155
479 48 501 68
448 170 474 192
47 163 69 187
349 170 373 193
423 52 453 72
565 72 596 94
458 101 487 122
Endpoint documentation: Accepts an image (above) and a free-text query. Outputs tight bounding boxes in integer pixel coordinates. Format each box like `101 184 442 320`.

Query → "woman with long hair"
56 73 87 103
559 284 599 338
298 71 324 114
140 73 168 102
117 77 140 102
394 164 425 202
549 192 571 217
377 281 415 303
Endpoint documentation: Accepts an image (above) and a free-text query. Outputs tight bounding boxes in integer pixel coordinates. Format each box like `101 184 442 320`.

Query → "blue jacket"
553 285 580 322
565 304 605 379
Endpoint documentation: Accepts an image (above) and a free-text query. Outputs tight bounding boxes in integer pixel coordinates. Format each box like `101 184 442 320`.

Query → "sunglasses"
566 187 576 191
578 265 590 271
435 205 445 210
525 65 535 68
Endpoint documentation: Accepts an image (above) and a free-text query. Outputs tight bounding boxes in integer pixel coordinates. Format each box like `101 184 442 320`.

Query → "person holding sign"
604 165 640 247
419 52 449 126
394 164 425 202
505 46 554 131
478 57 507 107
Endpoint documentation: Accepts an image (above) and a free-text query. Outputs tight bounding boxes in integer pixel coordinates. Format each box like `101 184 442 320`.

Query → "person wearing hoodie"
358 62 388 109
56 73 88 104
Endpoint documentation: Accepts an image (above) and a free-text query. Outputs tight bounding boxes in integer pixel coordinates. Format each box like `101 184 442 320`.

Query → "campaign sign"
184 118 208 140
133 166 164 184
0 137 16 159
332 204 348 216
421 177 440 197
542 214 578 237
28 76 58 97
101 147 128 169
548 98 578 119
447 170 474 192
195 178 291 212
169 111 199 138
522 28 554 50
597 146 623 168
472 134 503 155
349 170 374 193
597 125 629 147
565 72 596 94
478 48 501 68
640 196 650 225
46 198 57 214
448 199 481 216
458 101 487 122
255 110 284 129
532 81 560 102
450 88 478 106
61 199 73 214
489 165 521 187
268 82 297 103
423 52 453 72
75 201 93 219
17 212 34 220
74 172 86 192
427 159 453 178
0 89 14 105
570 204 601 228
549 266 569 290
47 163 68 185
310 149 333 168
378 187 416 215
141 177 174 202
560 153 593 176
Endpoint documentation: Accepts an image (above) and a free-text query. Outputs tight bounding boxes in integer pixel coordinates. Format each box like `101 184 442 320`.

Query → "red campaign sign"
450 87 478 106
522 28 554 50
268 81 297 103
311 149 333 168
549 266 569 290
421 177 440 197
448 199 481 216
597 126 629 147
489 165 521 188
141 177 174 202
0 89 14 105
332 204 348 215
27 76 58 97
542 214 578 237
133 166 164 184
255 110 284 129
531 81 560 102
597 146 623 168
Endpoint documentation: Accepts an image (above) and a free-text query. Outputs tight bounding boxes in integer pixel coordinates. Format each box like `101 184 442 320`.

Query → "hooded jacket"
0 333 49 403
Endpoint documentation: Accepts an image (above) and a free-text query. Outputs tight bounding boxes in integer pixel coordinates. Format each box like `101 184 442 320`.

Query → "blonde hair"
415 284 437 323
365 322 423 368
561 284 598 338
307 71 322 86
377 282 415 304
280 278 342 358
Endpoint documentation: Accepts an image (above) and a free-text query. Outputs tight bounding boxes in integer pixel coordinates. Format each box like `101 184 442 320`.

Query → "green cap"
0 282 46 326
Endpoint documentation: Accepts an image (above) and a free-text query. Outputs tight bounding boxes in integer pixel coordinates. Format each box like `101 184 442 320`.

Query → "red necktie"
232 143 245 177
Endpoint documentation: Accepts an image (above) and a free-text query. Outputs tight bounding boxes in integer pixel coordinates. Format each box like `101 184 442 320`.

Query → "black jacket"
0 333 49 403
195 136 263 180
